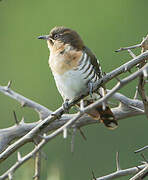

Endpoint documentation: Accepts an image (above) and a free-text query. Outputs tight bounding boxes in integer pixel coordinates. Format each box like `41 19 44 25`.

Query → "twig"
97 51 148 88
134 86 139 99
115 43 141 52
79 128 87 141
141 153 148 164
0 112 83 180
135 145 148 153
0 94 144 154
138 66 148 118
7 80 12 89
0 52 147 159
33 151 41 180
96 165 145 180
129 164 148 180
12 111 19 125
0 49 147 179
84 64 148 114
127 49 137 58
1 64 147 179
0 84 51 119
116 152 121 171
141 34 148 53
0 51 147 121
91 170 97 180
0 64 147 162
96 152 148 180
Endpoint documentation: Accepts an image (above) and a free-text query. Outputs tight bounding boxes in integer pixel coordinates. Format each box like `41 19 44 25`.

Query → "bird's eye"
54 34 60 40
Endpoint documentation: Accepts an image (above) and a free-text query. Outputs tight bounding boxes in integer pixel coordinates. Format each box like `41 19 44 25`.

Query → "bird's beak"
38 35 50 40
38 35 55 46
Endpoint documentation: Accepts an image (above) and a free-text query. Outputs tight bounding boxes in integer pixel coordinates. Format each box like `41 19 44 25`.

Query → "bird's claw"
62 99 69 113
88 81 94 97
51 113 61 119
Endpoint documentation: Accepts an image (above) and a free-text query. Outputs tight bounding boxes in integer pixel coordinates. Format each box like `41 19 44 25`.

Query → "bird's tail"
87 104 118 129
82 91 117 129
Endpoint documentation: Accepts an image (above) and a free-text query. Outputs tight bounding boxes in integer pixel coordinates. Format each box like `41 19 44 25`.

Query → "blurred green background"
0 0 148 179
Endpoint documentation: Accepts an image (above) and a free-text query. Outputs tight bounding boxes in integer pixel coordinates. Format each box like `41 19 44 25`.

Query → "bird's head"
38 26 84 51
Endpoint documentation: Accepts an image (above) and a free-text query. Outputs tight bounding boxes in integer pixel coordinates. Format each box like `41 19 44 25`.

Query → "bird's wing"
83 46 103 79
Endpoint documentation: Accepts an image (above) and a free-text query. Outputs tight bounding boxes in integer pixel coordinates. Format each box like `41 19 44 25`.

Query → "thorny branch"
95 34 148 180
33 151 41 180
96 154 147 180
0 35 148 179
138 35 148 119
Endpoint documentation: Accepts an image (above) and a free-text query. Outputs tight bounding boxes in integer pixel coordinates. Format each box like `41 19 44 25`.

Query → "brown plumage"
38 26 118 129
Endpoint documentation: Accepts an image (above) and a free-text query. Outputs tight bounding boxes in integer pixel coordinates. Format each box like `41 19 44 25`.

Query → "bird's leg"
80 99 85 111
62 99 69 113
51 99 69 118
88 81 94 98
51 113 61 119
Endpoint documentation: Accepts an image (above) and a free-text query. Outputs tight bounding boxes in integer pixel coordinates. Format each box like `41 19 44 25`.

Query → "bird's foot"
51 113 61 119
62 99 69 113
88 81 94 98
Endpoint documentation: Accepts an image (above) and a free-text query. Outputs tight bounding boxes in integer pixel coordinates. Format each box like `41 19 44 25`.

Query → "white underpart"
51 52 99 100
53 67 88 100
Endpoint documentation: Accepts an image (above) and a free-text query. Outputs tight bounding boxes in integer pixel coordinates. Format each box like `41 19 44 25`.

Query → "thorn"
38 133 47 140
79 128 87 141
42 133 47 139
8 173 13 180
124 66 128 72
91 169 97 180
115 44 141 52
143 69 148 78
127 49 136 58
141 153 148 163
21 102 26 107
142 36 145 41
80 99 85 111
135 145 148 153
116 152 121 171
63 128 67 139
141 161 147 165
128 105 144 113
20 117 25 124
115 48 123 52
102 102 106 111
136 63 140 69
7 80 12 89
33 174 39 179
13 111 19 125
71 127 77 153
17 152 22 162
101 87 106 110
136 166 142 171
134 86 138 99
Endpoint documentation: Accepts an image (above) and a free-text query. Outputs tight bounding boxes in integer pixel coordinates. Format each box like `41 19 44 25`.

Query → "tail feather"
86 102 118 129
96 105 118 129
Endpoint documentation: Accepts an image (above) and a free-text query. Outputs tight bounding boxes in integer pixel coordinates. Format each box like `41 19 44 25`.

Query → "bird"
38 26 118 129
